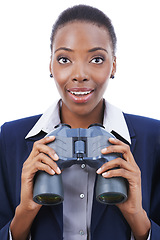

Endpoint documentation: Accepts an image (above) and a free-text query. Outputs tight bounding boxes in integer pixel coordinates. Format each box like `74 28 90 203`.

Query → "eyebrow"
54 47 108 54
54 47 73 53
88 47 108 53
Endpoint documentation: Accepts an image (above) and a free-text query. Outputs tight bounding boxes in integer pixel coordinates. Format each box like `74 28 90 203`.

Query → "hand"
10 136 61 239
20 136 61 212
97 138 151 239
97 138 142 215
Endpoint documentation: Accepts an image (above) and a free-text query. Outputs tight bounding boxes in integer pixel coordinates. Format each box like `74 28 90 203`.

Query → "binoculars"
33 124 128 205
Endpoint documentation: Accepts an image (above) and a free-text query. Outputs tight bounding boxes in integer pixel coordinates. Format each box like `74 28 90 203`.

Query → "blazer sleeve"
0 126 15 239
149 137 160 239
122 114 160 239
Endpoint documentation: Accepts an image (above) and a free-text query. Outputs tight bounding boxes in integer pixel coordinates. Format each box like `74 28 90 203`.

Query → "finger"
40 136 59 160
23 152 61 176
34 135 56 148
41 135 56 143
29 136 55 157
101 138 130 154
33 160 56 176
97 158 136 174
102 168 127 178
33 153 61 174
102 168 141 188
101 138 135 164
36 144 59 161
29 136 59 161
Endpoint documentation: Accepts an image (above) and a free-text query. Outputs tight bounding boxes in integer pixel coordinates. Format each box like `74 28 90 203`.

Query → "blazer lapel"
90 178 107 234
25 131 47 154
123 113 137 153
50 204 63 233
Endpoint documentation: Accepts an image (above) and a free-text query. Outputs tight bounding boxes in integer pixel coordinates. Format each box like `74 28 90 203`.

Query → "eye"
90 57 104 64
58 57 71 64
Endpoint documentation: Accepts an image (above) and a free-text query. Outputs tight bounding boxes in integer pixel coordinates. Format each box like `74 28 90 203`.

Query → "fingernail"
48 136 55 140
101 148 107 154
102 172 109 177
109 137 116 142
96 168 102 174
54 153 59 160
51 169 55 175
57 167 61 174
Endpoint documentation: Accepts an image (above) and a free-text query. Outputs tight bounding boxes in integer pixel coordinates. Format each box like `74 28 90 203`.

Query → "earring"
110 75 115 79
50 73 53 78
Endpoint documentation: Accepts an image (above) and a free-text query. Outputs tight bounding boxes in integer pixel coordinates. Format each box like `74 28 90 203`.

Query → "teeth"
70 91 92 96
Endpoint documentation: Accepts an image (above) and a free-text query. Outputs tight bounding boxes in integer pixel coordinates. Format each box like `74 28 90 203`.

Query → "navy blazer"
0 113 160 239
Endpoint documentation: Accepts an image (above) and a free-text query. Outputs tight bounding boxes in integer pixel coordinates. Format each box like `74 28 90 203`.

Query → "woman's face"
50 21 116 117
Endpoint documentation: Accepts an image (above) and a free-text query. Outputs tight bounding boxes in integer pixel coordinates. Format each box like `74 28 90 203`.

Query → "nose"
71 62 89 82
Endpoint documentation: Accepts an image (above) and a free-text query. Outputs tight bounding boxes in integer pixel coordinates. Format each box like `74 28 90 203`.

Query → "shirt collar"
103 101 131 144
25 99 61 139
25 99 131 144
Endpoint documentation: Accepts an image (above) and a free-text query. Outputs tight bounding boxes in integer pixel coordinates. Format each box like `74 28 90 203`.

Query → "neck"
60 99 104 129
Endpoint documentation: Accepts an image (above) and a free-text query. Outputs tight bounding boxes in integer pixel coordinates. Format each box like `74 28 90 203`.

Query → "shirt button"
81 164 86 169
80 193 85 199
79 230 84 235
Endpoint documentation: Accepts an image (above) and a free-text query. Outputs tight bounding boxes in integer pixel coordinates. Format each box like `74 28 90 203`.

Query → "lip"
67 87 94 103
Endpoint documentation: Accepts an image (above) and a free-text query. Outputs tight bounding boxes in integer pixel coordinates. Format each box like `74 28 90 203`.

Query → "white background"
0 0 160 126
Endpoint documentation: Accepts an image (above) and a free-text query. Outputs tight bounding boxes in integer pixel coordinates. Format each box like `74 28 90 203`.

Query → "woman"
0 5 160 240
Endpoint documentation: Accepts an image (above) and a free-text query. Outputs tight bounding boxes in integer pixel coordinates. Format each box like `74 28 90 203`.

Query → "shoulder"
1 115 42 139
123 113 160 138
124 113 160 127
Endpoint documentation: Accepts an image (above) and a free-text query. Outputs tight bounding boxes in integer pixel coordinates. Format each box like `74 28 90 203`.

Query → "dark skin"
10 22 150 240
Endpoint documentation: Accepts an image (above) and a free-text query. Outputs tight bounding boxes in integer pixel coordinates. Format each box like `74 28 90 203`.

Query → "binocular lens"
98 193 125 204
96 175 128 205
34 194 63 205
33 173 64 205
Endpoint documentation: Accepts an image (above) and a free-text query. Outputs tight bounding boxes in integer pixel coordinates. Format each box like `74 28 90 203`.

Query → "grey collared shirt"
62 164 96 240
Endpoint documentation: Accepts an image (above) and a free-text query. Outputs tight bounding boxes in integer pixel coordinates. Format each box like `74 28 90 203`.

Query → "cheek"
52 64 68 89
91 60 112 79
91 68 111 88
52 65 64 82
52 69 64 94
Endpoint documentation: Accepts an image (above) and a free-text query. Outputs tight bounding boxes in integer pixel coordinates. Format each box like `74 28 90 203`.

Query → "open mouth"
67 88 94 103
69 90 93 96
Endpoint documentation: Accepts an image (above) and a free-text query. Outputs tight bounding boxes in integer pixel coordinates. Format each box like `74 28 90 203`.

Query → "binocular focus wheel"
55 123 71 129
88 123 105 128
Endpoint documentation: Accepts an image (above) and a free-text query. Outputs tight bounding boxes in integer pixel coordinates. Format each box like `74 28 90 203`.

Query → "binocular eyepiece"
33 124 128 205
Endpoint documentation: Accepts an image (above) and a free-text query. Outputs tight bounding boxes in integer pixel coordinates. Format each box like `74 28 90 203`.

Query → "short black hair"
50 5 117 55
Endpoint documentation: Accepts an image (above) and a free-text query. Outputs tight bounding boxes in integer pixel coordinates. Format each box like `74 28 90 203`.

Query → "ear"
111 56 116 78
49 60 52 75
49 59 54 78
